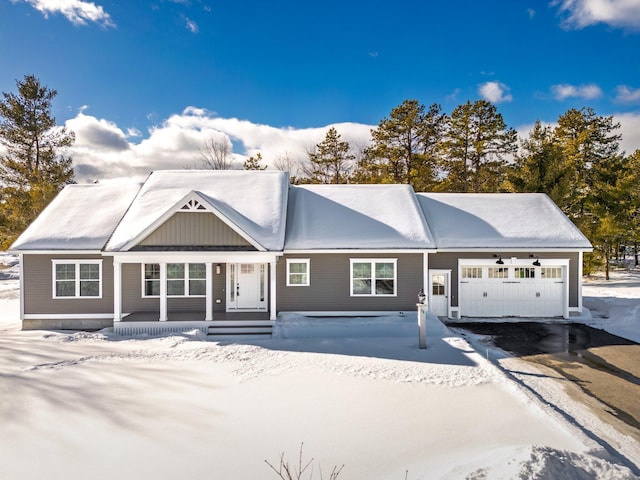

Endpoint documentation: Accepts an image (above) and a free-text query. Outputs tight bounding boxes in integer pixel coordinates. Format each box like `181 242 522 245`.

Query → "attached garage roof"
10 182 142 251
284 184 435 250
417 193 592 250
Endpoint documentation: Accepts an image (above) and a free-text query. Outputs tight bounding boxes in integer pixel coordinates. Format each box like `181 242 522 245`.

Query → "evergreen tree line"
1 76 638 277
253 99 638 277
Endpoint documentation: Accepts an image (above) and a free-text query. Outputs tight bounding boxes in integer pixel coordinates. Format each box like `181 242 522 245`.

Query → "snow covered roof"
10 183 142 251
284 184 434 250
104 170 290 252
417 193 592 249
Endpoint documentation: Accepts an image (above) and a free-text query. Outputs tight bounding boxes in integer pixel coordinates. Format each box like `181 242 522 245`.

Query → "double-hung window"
286 259 310 286
143 263 206 297
350 259 397 296
52 260 102 298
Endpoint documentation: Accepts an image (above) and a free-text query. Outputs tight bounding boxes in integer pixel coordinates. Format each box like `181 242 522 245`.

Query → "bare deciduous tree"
199 137 233 169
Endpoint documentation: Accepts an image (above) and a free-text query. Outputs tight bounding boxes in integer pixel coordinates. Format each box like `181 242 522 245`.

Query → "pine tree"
506 120 569 204
0 75 75 248
304 127 354 184
440 100 517 192
354 100 446 190
554 108 624 276
243 152 268 170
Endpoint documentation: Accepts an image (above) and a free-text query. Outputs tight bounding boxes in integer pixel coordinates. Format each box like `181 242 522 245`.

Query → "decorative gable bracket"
180 198 208 211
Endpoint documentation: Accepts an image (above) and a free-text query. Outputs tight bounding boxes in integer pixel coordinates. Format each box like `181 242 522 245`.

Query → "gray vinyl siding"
277 253 424 312
139 212 252 247
427 251 580 308
23 254 114 315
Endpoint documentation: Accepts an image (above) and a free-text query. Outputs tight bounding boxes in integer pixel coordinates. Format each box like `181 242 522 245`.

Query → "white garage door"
459 264 566 318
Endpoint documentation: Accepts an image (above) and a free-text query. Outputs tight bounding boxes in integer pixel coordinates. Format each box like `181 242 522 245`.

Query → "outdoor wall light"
533 258 541 266
418 288 426 304
496 255 504 265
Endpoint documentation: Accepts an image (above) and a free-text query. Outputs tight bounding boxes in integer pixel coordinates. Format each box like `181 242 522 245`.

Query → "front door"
227 263 267 311
429 270 449 317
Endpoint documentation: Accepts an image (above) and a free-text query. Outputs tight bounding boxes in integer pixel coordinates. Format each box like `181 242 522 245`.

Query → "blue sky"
1 0 640 181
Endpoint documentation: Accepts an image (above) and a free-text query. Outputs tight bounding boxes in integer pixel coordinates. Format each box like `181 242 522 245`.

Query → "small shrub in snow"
265 443 344 480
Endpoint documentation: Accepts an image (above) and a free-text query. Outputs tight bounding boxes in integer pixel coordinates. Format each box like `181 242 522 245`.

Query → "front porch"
114 311 274 336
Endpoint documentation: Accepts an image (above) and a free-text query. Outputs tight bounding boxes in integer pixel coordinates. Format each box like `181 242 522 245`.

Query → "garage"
458 259 568 318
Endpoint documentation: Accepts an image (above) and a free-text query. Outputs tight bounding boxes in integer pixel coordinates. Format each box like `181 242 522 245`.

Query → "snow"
417 193 592 249
0 266 638 479
284 184 434 250
9 183 142 251
105 170 289 251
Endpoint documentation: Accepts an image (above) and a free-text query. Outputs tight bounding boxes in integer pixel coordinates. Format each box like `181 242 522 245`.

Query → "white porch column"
113 261 122 322
423 252 430 311
159 262 168 322
205 262 213 321
578 252 584 313
269 261 277 321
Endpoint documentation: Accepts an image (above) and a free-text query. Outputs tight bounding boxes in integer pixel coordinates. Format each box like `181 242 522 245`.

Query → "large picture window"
350 259 397 296
143 263 206 297
52 260 102 298
286 259 310 286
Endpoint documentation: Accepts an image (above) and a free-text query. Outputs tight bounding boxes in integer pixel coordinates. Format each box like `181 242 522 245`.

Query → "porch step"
206 321 273 338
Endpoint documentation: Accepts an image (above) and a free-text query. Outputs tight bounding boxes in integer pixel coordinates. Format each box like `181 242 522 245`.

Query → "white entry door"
429 270 449 317
227 263 267 311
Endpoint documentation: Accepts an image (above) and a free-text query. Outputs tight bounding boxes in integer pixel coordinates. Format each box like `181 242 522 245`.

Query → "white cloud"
184 17 198 33
552 0 640 30
615 85 640 103
527 8 536 19
65 107 373 183
551 83 602 100
479 81 513 104
14 0 115 28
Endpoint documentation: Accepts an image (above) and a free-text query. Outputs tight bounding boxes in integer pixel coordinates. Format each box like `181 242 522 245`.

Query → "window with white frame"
286 259 310 286
142 263 206 297
350 259 397 296
52 260 102 298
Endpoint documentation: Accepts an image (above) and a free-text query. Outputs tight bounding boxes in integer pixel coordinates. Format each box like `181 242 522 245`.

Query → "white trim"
108 251 282 264
435 248 593 253
284 249 434 254
270 261 277 321
459 258 571 268
23 313 115 320
51 259 103 299
578 251 584 313
422 253 429 308
10 250 103 255
114 261 122 322
349 258 397 297
205 262 213 321
19 253 24 321
159 263 167 322
286 258 310 286
280 311 411 317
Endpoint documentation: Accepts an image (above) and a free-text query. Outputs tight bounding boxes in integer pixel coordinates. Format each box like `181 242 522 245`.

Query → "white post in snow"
417 303 427 349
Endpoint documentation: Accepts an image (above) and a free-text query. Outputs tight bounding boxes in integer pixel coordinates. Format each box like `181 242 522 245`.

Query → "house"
10 170 592 335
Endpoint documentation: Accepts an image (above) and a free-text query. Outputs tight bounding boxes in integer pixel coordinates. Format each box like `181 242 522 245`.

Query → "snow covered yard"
0 263 639 479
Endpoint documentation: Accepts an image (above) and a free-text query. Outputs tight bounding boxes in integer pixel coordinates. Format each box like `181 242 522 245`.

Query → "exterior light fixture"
418 288 426 304
533 258 541 266
496 255 504 265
